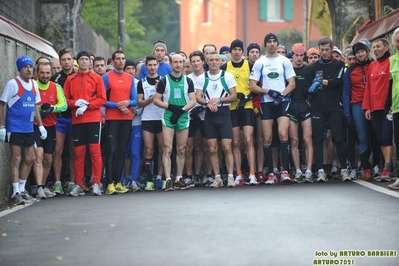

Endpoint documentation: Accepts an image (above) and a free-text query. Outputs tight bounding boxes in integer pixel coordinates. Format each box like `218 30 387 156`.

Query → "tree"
81 0 176 60
277 28 303 51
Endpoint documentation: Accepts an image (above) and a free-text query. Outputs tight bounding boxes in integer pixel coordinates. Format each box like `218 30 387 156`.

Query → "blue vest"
6 78 36 133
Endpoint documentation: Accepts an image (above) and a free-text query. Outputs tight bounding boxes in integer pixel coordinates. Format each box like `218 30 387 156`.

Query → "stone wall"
0 0 41 33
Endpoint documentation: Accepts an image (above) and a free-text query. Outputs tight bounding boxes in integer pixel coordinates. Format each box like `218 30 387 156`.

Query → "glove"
40 107 54 119
41 103 51 111
0 128 5 142
75 99 89 107
308 77 322 93
273 97 283 106
170 113 181 124
267 89 282 99
190 106 204 119
168 104 185 115
38 125 47 140
76 105 88 117
345 115 354 130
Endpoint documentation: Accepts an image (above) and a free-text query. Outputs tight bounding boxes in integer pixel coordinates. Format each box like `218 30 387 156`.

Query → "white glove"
38 126 47 140
0 128 6 142
76 105 88 117
75 99 89 107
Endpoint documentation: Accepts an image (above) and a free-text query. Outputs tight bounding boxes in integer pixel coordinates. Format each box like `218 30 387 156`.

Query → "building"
179 0 324 53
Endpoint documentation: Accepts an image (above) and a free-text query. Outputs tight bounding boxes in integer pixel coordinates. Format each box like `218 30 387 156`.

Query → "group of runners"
2 29 399 204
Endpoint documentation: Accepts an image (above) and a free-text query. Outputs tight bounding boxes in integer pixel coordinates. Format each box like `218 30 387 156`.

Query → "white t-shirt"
188 72 206 120
196 70 236 107
250 55 295 103
0 76 41 106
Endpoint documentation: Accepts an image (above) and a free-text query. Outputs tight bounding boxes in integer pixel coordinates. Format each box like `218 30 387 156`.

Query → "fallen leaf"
0 233 7 237
110 224 117 227
54 256 63 261
83 230 87 234
14 221 20 223
64 237 69 241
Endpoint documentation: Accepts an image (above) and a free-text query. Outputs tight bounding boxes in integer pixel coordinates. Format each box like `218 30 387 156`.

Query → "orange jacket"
64 71 106 124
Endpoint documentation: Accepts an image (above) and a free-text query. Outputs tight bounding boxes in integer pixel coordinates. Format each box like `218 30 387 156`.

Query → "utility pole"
118 0 124 51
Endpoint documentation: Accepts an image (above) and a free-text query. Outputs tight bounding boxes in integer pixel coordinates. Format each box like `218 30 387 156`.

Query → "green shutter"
259 0 267 21
284 0 293 21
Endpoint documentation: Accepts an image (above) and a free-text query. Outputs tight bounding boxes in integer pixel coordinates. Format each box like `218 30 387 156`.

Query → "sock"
296 169 302 174
228 174 234 179
237 170 243 176
263 146 273 174
18 179 27 193
306 169 312 174
176 176 182 181
273 168 279 174
166 177 172 181
332 160 337 166
12 183 20 196
318 169 324 173
55 181 61 185
156 175 162 180
215 174 221 179
385 162 391 171
249 170 255 175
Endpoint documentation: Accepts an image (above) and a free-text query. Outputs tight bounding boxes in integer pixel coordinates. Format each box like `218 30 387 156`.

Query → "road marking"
0 202 37 218
353 180 399 199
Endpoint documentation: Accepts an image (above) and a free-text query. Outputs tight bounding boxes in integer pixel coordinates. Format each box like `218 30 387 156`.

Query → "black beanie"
124 59 136 70
230 39 244 52
352 41 370 54
247 43 261 55
264 33 279 46
76 51 90 60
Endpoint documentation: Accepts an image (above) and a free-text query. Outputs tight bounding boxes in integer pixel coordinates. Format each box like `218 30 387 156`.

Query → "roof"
352 9 399 43
0 15 58 58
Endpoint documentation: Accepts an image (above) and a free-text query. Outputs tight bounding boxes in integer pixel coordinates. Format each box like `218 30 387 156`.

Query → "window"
202 0 211 23
259 0 293 21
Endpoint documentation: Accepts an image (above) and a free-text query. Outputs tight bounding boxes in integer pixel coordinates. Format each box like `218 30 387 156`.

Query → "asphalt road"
1 180 398 266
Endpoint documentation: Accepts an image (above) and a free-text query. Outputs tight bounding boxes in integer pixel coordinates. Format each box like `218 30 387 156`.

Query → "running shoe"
331 165 338 175
106 183 118 195
293 171 303 183
227 177 236 187
82 183 91 192
373 165 381 177
209 178 224 188
265 173 278 185
53 181 64 195
388 179 399 190
256 172 265 184
349 169 357 180
374 168 391 182
155 178 163 189
69 185 85 197
20 191 37 202
130 181 143 192
11 193 25 205
184 177 196 188
234 175 245 186
115 182 129 193
316 171 327 182
248 174 259 186
303 170 313 183
165 179 174 192
162 180 166 190
203 176 214 187
36 187 46 199
92 184 102 196
341 169 351 182
361 169 372 181
65 182 76 196
280 171 292 183
44 187 56 198
194 175 202 186
174 179 189 190
145 181 155 191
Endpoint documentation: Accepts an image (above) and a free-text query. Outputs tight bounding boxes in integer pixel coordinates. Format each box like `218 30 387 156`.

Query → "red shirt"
64 71 106 124
362 57 390 112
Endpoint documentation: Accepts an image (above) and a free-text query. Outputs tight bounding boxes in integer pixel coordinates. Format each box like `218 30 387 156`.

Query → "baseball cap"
306 47 320 56
292 43 305 55
332 46 343 56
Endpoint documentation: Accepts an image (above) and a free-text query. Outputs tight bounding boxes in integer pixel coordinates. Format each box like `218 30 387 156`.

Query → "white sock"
215 174 221 179
18 179 27 193
296 169 302 174
55 181 61 185
156 175 162 180
273 168 279 173
176 176 182 181
306 169 312 174
228 174 234 179
12 183 20 196
318 169 325 173
166 177 172 181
